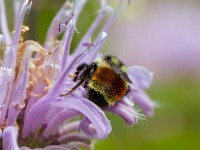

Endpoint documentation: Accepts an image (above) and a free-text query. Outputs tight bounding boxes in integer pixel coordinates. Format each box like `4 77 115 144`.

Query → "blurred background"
4 0 200 149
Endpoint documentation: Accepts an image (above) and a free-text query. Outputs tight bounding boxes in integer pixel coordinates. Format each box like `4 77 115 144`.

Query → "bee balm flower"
0 0 154 149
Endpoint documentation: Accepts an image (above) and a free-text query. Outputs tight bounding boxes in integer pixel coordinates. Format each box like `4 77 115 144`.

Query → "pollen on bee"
111 57 120 66
121 65 127 72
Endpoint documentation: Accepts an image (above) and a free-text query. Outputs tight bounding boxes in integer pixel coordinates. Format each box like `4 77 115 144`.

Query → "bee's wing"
105 59 132 83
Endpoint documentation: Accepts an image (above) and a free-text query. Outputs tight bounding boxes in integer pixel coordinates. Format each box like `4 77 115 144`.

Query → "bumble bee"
61 55 132 108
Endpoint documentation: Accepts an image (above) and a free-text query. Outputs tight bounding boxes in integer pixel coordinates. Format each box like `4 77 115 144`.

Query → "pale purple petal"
34 145 71 150
2 126 20 150
54 97 111 139
58 121 80 136
24 83 46 114
0 0 12 44
79 117 96 138
7 51 30 126
57 133 91 145
128 66 154 89
43 109 80 138
20 145 72 150
0 67 12 105
20 147 31 150
0 129 2 138
128 87 154 117
22 100 50 139
106 99 138 126
13 0 22 23
0 67 13 126
61 21 75 71
2 0 32 69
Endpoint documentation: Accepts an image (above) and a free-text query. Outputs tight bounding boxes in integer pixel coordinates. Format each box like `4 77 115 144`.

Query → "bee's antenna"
60 80 84 97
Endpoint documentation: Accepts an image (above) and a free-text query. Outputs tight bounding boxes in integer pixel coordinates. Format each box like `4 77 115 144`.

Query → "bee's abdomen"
88 67 128 106
87 89 108 107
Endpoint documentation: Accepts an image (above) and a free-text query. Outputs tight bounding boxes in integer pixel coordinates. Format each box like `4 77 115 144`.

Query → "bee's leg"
60 63 88 97
60 63 97 97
